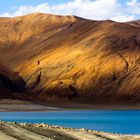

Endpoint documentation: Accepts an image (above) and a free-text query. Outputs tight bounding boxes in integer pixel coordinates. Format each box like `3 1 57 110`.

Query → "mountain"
0 13 140 104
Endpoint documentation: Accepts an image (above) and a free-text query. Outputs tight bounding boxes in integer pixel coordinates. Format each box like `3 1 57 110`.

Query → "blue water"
0 110 140 134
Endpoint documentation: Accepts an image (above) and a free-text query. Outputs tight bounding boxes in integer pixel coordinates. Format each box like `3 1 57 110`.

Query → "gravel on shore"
0 121 140 140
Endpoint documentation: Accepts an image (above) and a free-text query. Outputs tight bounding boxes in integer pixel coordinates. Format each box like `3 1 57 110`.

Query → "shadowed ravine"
0 66 26 99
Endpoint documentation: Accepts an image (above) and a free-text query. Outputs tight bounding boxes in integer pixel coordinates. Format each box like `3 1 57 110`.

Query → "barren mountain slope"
0 13 140 104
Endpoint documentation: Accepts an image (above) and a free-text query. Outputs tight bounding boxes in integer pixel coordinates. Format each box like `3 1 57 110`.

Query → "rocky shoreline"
0 121 140 140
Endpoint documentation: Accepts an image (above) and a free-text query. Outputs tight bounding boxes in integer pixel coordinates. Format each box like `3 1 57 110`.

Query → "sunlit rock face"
0 13 140 104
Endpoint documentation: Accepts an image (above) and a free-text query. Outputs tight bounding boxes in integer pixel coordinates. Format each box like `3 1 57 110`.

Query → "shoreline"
0 99 140 112
0 121 140 140
3 121 140 136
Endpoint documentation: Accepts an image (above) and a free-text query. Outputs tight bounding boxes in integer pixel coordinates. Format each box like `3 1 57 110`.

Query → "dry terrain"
0 122 140 140
0 13 140 104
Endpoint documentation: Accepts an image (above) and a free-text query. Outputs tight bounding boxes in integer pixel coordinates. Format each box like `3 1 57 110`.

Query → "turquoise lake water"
0 110 140 134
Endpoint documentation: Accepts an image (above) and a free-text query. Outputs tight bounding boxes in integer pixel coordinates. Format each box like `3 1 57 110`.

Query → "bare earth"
0 99 140 111
0 99 61 111
0 122 140 140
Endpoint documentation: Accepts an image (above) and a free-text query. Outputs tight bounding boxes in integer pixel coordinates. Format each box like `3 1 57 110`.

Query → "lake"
0 110 140 134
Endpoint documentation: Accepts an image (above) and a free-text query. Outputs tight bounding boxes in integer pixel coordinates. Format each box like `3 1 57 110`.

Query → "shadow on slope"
0 66 27 99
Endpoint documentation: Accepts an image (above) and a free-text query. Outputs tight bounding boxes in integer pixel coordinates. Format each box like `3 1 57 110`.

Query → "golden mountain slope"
0 13 140 104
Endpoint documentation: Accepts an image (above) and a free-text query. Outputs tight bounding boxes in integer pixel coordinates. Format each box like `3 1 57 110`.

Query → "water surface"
0 110 140 134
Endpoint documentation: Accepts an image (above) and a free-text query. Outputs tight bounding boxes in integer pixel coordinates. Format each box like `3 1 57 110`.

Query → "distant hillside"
0 13 140 104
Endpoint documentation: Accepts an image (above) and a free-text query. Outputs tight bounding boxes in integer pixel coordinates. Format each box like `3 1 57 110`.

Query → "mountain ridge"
0 13 140 104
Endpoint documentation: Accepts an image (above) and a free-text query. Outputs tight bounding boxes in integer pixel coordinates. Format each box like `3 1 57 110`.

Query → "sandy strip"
0 104 61 112
0 122 140 140
32 124 140 140
6 123 53 140
1 99 140 111
0 131 17 140
53 128 140 140
0 99 62 112
0 123 53 140
52 128 107 140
